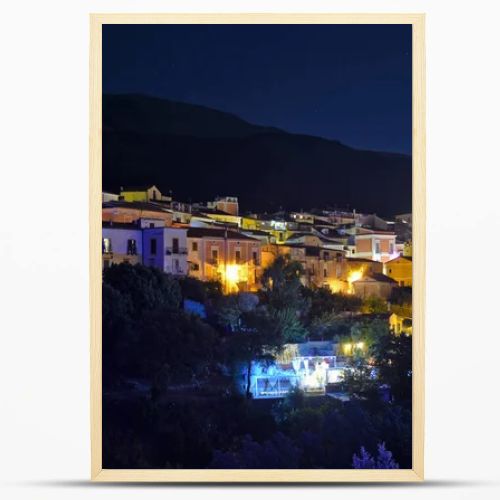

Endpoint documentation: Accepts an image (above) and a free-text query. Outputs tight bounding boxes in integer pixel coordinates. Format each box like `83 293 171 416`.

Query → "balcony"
166 247 188 255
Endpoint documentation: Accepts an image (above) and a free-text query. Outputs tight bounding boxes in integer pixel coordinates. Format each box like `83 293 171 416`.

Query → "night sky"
103 24 412 154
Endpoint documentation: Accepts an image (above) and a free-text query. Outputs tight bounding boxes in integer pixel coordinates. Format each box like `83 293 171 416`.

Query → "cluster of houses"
102 185 413 398
102 185 412 300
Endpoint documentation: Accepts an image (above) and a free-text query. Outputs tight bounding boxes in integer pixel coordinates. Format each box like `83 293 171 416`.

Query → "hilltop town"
102 184 412 310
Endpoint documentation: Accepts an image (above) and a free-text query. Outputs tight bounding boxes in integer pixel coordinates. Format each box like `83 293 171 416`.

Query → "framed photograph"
90 13 425 482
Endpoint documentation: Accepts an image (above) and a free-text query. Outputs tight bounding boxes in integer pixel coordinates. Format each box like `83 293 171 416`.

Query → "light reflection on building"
242 341 347 399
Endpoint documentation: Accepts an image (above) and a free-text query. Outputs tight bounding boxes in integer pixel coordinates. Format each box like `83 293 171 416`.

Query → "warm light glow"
218 263 247 293
356 342 364 350
225 264 240 285
347 269 363 284
343 343 352 355
347 267 364 294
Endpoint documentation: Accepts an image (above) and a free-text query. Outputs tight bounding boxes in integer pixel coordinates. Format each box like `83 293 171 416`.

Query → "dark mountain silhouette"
103 94 411 215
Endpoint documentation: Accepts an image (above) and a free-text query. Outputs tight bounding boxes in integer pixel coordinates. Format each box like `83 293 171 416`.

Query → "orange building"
384 255 412 287
354 228 398 263
187 227 261 293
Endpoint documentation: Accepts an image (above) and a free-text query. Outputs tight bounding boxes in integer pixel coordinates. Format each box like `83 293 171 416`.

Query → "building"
142 227 188 276
119 185 168 203
243 341 345 399
207 196 239 216
353 228 398 263
102 222 142 268
389 312 412 335
384 255 413 287
102 191 119 203
352 273 397 299
187 227 261 293
198 207 242 227
102 201 173 226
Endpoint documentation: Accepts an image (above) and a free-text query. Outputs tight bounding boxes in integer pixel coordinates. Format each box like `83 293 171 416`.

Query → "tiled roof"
103 201 172 213
187 227 258 241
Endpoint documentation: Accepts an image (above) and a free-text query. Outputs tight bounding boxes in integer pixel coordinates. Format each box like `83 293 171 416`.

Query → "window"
235 249 241 264
191 263 200 271
172 238 179 254
212 249 219 264
375 240 381 254
102 238 112 254
149 223 154 228
323 268 327 278
192 241 198 252
252 250 259 266
150 238 157 255
389 242 395 254
174 259 180 272
127 239 137 255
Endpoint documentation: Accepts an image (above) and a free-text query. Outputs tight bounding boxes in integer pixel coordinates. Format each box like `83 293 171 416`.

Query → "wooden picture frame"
90 12 425 482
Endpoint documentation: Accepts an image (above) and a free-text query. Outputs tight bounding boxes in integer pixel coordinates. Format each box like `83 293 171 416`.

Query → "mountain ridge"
103 94 412 216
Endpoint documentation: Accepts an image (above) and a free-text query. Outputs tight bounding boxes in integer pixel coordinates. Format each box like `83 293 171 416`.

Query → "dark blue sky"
103 24 412 154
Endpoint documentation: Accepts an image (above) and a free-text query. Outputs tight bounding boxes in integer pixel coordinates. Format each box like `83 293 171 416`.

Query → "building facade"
384 255 413 287
142 227 189 276
102 223 142 268
354 228 398 263
187 227 261 293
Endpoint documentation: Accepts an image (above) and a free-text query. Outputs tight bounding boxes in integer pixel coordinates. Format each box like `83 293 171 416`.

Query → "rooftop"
103 201 172 213
187 227 259 241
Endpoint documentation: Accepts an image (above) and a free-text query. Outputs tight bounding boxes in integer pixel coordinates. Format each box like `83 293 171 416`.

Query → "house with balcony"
187 227 261 293
142 227 188 276
102 222 142 269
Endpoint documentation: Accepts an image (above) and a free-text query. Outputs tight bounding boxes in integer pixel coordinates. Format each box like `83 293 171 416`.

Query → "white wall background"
1 1 499 499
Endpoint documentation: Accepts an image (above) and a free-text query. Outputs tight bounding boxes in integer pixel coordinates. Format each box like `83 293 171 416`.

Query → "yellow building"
389 312 412 335
120 185 165 203
203 211 242 227
384 255 412 287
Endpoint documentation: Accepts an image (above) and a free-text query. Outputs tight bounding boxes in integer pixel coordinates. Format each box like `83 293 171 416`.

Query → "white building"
102 222 142 268
143 227 188 276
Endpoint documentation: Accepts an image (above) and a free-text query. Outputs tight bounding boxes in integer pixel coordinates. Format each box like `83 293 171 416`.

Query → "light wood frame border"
90 13 425 483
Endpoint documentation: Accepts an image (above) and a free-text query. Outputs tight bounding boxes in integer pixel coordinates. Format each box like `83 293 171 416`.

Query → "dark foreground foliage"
103 263 412 469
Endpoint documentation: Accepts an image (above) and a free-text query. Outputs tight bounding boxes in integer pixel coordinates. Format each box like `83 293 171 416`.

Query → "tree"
140 309 219 398
261 255 307 312
341 354 378 398
361 295 388 314
103 263 181 320
372 331 412 404
102 283 133 387
211 433 300 468
353 442 399 469
260 255 309 342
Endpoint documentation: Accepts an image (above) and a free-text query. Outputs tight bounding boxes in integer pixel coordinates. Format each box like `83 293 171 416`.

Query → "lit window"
103 238 112 254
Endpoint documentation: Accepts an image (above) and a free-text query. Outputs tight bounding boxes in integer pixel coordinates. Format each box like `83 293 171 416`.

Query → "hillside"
103 94 412 215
